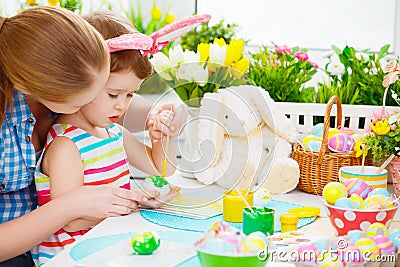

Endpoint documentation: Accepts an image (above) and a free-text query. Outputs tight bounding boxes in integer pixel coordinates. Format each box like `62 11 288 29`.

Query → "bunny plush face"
216 89 261 137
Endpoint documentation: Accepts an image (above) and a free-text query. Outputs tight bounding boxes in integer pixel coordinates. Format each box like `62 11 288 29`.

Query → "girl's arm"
120 123 176 177
0 184 138 261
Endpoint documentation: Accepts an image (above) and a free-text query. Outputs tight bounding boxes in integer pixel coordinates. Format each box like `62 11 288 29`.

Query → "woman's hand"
67 185 148 219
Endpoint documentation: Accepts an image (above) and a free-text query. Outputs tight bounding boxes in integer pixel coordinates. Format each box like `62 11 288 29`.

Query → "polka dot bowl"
325 202 398 236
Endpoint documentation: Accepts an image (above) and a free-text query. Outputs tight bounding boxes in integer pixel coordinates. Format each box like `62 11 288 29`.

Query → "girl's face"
38 67 111 114
79 71 143 128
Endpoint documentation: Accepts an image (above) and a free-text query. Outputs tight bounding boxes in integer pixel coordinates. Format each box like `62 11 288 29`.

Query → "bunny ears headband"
105 14 211 56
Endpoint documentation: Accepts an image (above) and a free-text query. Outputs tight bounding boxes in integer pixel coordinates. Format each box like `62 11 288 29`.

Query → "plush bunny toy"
192 85 300 194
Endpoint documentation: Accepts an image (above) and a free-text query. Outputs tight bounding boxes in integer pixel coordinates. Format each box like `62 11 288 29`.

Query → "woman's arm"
0 184 138 261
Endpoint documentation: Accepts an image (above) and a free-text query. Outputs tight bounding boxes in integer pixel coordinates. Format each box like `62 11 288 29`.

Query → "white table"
44 173 400 266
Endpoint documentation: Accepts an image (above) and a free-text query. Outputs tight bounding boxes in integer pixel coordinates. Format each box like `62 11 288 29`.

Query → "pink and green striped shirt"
32 123 131 266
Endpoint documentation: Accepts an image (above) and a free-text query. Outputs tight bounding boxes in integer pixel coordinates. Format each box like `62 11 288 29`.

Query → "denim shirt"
0 90 37 223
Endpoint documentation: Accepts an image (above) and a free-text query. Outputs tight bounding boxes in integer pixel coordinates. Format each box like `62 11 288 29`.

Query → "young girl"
31 11 179 265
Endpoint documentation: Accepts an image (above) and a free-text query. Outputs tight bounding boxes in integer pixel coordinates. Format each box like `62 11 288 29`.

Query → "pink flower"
294 51 309 62
310 61 318 69
275 45 292 54
391 124 397 131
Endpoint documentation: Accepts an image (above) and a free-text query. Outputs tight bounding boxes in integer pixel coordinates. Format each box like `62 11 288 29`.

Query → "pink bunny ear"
105 32 154 53
142 14 211 56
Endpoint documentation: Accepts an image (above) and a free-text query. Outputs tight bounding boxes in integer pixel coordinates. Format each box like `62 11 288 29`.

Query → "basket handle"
317 95 342 165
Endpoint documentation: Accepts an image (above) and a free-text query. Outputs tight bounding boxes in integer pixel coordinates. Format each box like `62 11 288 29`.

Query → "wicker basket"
292 95 368 195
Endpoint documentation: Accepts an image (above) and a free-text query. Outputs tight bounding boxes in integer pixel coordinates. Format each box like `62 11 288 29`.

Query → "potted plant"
247 44 318 103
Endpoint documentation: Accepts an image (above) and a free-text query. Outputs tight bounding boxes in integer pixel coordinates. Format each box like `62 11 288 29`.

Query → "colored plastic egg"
366 222 388 237
372 235 396 254
312 123 324 138
347 230 364 244
339 126 354 136
302 134 318 145
308 140 322 152
323 182 348 205
344 178 371 200
316 252 344 267
143 175 171 196
368 188 391 198
328 134 355 152
349 194 364 209
388 229 400 249
364 195 393 210
339 242 363 264
328 128 341 140
297 244 320 262
334 197 357 209
253 188 271 206
355 237 380 260
131 231 160 255
241 231 268 252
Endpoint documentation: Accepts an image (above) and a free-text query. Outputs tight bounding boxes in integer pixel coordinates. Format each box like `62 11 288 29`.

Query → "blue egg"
308 140 322 152
347 230 363 244
334 197 353 209
388 229 400 249
368 188 391 198
312 123 324 138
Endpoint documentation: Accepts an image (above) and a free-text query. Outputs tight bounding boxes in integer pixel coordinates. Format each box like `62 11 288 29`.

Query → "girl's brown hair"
83 11 153 79
0 6 110 121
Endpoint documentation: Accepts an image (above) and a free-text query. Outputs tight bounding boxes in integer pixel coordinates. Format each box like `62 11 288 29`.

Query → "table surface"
44 172 400 267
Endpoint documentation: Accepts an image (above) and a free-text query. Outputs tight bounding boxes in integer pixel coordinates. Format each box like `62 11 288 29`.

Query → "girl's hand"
138 186 180 209
148 109 175 143
147 103 187 142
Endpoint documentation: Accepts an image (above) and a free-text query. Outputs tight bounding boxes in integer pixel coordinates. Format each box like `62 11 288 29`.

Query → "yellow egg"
328 128 340 140
241 232 268 252
349 194 364 209
323 182 348 205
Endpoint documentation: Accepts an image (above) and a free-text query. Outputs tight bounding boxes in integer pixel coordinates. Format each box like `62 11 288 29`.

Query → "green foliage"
59 0 82 12
247 45 317 102
320 44 395 106
180 20 238 52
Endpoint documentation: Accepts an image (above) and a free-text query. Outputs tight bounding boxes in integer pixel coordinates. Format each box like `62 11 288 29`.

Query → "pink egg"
339 126 354 136
328 134 355 152
337 242 364 264
297 244 319 262
344 178 372 200
372 235 396 254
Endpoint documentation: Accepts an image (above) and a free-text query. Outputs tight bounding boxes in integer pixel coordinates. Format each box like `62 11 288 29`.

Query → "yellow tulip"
225 39 244 66
197 43 210 62
232 57 250 75
370 119 390 135
48 0 58 6
213 38 226 48
151 6 162 21
26 0 36 5
165 13 175 24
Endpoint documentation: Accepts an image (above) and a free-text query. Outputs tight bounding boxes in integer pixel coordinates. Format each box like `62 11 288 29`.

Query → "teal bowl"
197 249 269 267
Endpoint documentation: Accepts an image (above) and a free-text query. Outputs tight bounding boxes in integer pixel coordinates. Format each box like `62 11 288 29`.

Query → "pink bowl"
325 202 398 236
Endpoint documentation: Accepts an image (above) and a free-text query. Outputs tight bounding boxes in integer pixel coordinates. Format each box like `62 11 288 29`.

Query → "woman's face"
38 67 110 114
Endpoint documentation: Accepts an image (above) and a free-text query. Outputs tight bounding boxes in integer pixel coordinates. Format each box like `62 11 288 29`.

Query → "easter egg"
297 244 320 262
302 134 318 145
218 231 242 251
372 235 396 254
328 134 355 152
334 197 356 209
388 229 400 249
316 251 344 267
366 222 388 237
347 230 364 244
323 182 348 205
308 140 322 152
328 128 341 140
339 126 354 136
338 242 363 264
349 194 364 209
355 237 380 260
254 188 271 206
344 178 371 200
364 195 394 210
368 188 391 198
241 231 268 252
143 175 171 196
131 231 160 255
312 123 324 138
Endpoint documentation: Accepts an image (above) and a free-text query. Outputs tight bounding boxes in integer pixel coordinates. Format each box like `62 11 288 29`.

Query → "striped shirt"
0 90 37 224
31 123 131 266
